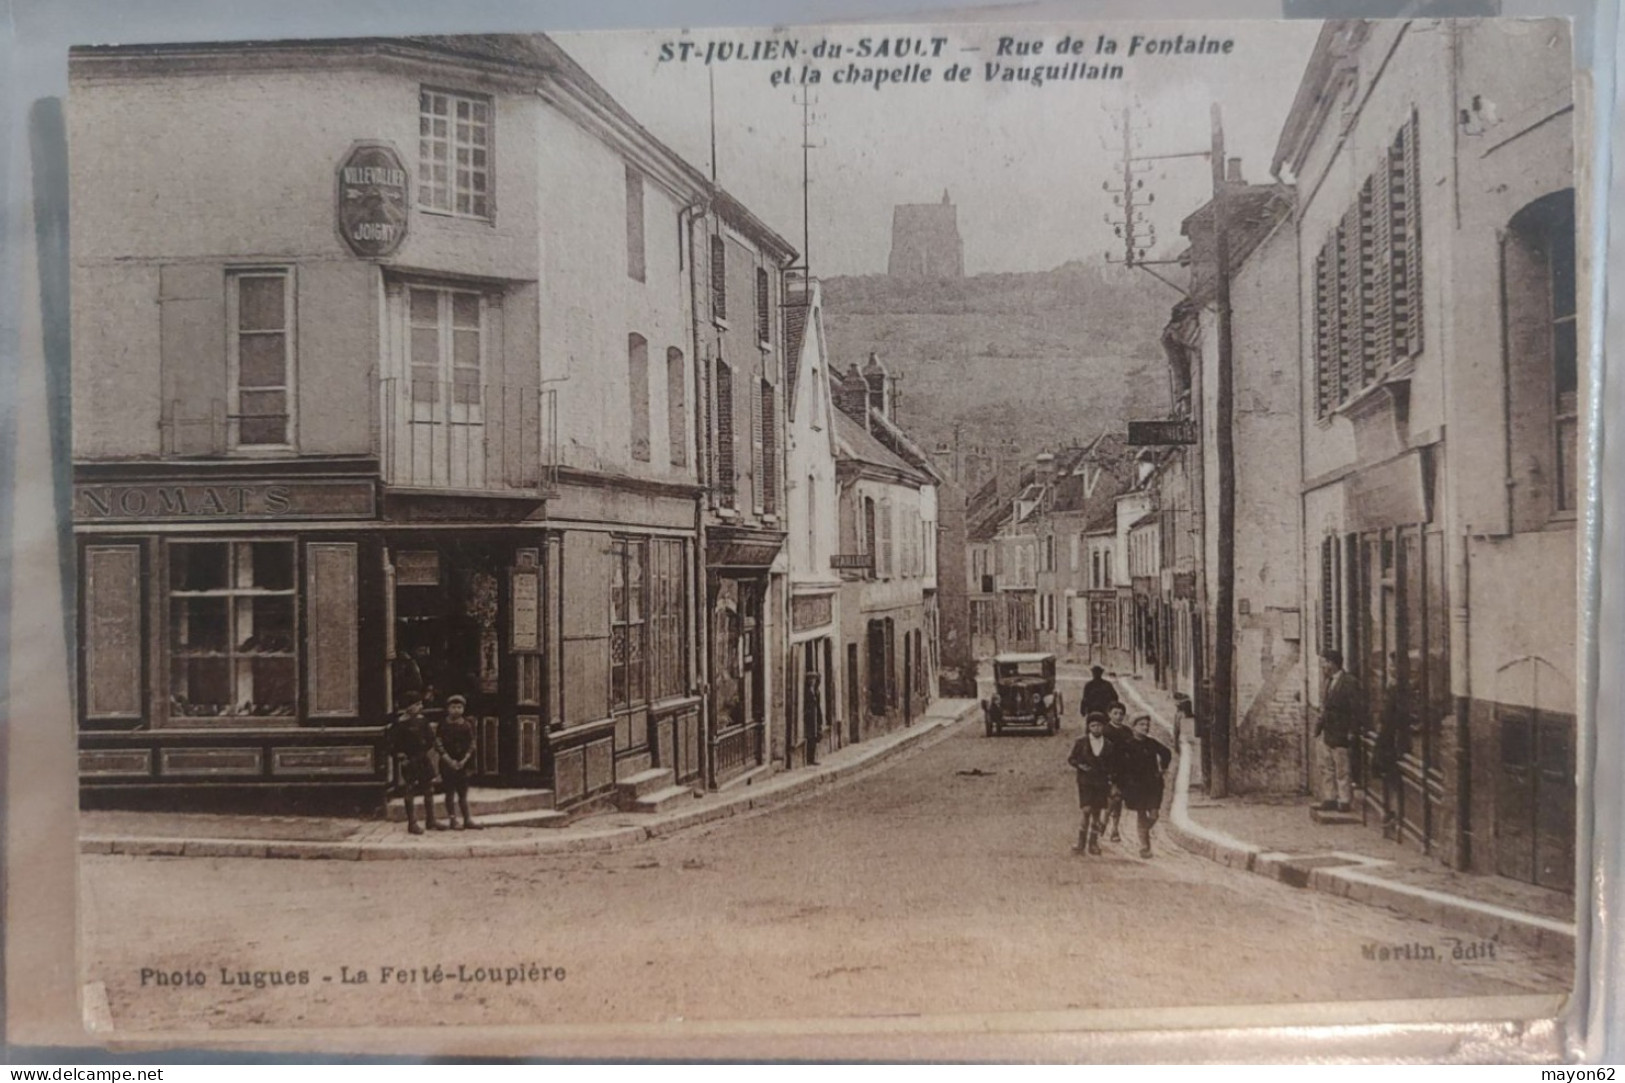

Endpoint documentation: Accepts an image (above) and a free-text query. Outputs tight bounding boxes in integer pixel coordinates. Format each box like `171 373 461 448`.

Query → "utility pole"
1209 103 1235 800
1103 104 1236 798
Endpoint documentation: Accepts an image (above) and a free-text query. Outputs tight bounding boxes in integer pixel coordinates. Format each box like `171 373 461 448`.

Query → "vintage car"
982 652 1062 736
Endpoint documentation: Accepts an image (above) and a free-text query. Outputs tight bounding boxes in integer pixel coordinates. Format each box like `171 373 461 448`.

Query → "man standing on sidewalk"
1314 650 1358 813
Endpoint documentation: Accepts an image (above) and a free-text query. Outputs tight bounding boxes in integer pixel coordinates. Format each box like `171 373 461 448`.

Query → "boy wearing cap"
386 695 443 835
436 694 481 830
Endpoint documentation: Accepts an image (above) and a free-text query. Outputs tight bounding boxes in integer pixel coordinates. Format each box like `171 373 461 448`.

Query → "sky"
561 18 1323 276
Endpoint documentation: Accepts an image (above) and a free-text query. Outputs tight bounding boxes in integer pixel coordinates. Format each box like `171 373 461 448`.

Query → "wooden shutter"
1367 161 1395 374
84 544 144 718
751 373 764 514
756 268 771 344
700 351 713 497
561 532 613 722
715 360 736 506
667 348 687 468
879 498 894 578
306 542 359 718
1319 537 1335 653
628 333 650 462
1336 210 1361 403
625 166 646 282
761 378 778 514
710 235 727 321
1314 244 1338 416
1390 113 1423 359
158 264 227 456
1357 177 1382 386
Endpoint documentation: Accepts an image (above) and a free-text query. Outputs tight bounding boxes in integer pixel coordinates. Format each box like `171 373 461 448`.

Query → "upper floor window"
227 269 294 449
626 167 646 282
1505 188 1579 520
419 89 491 220
710 235 728 322
1313 111 1422 416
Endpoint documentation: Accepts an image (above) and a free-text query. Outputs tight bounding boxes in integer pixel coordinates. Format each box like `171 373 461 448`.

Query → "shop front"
788 589 839 766
76 463 389 806
705 525 784 787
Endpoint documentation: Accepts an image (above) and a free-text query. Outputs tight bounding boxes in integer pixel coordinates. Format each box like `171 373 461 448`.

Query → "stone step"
631 784 698 814
1308 807 1362 826
615 767 675 804
386 787 555 823
466 808 571 830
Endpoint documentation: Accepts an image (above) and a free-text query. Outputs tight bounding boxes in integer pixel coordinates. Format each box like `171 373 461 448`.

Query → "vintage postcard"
51 13 1587 1053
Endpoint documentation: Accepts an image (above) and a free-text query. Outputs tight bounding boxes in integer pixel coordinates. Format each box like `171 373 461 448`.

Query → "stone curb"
80 702 977 862
1118 681 1576 960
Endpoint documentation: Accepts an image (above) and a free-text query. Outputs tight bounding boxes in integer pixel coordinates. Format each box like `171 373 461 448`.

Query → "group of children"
1067 700 1173 860
384 692 481 835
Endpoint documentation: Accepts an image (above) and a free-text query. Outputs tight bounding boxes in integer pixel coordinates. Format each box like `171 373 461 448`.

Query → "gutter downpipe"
1448 18 1473 872
682 200 714 790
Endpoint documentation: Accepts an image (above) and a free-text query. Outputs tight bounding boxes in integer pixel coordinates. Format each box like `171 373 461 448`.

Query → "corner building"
70 36 793 808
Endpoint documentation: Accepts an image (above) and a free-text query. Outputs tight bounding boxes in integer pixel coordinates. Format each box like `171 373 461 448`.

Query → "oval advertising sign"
337 142 409 258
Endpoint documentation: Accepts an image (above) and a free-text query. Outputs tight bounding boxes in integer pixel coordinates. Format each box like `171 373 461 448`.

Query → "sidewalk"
79 698 980 862
1115 675 1576 959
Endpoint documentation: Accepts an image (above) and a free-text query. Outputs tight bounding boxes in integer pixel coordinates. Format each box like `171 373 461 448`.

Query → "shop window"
649 538 688 702
84 544 144 719
167 540 297 722
625 166 645 282
629 333 650 462
228 269 294 449
611 537 648 712
418 88 491 220
667 348 687 468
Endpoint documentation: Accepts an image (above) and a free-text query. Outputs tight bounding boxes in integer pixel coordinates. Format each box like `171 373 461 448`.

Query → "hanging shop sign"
1127 419 1198 446
337 142 409 258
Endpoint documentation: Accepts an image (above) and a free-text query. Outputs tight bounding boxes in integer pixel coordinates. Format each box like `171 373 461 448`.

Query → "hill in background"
820 261 1174 466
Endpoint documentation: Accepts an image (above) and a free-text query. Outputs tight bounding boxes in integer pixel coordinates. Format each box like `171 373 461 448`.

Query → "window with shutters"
714 359 736 507
167 540 297 724
710 235 728 322
418 88 491 220
756 267 771 345
629 333 650 462
760 379 778 514
667 348 687 468
228 269 294 450
1313 112 1422 416
625 166 645 282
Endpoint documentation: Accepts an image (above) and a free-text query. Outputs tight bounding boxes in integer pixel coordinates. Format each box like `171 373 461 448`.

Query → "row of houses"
967 17 1579 894
70 34 946 812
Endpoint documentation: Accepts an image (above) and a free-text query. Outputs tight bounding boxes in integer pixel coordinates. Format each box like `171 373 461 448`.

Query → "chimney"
835 362 870 425
1226 157 1243 183
1035 452 1056 488
863 351 890 420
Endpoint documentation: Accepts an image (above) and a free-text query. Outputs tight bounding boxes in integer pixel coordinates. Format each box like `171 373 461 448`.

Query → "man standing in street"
1314 649 1358 813
1080 665 1118 721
